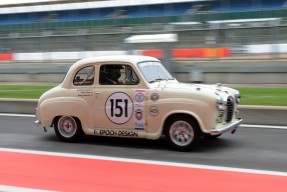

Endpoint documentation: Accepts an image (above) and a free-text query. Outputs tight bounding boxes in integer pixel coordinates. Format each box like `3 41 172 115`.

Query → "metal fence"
1 17 287 60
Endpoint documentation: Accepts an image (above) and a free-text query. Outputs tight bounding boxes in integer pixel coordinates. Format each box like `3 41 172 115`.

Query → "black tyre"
54 116 83 142
165 116 202 151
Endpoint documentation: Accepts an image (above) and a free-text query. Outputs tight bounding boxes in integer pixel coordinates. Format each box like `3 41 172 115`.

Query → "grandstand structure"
1 0 287 60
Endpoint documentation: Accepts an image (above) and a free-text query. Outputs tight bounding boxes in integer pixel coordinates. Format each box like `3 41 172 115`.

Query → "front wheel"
54 116 83 142
165 116 202 151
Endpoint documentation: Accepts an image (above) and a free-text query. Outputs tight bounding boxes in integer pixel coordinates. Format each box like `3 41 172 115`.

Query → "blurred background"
0 0 287 84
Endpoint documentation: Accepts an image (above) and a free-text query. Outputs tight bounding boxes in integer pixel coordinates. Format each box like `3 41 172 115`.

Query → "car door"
93 63 146 131
70 64 96 129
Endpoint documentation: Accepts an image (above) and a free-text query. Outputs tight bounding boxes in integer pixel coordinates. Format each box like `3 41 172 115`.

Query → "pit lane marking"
0 185 55 192
1 148 286 192
1 148 287 177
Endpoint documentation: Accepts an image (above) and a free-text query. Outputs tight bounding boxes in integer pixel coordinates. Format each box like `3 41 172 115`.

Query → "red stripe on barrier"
0 54 12 61
141 49 164 58
141 49 163 58
141 48 230 58
172 48 205 57
0 151 286 192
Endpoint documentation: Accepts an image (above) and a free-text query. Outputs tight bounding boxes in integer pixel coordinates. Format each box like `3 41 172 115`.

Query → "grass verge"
236 87 287 106
0 85 54 99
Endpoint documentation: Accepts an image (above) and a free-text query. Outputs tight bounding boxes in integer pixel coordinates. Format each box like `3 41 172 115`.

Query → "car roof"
71 55 160 69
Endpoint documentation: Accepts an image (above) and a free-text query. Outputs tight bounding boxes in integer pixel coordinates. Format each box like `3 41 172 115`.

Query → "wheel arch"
162 112 203 136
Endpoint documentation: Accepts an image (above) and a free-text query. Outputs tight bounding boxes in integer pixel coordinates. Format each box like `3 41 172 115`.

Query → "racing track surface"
1 115 287 191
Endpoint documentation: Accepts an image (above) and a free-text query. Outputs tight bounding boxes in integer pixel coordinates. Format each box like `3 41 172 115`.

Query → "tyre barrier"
0 99 286 126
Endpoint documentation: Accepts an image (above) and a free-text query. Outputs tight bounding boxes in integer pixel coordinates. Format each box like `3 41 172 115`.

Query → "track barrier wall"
11 49 230 61
141 48 230 58
0 54 13 61
4 43 287 61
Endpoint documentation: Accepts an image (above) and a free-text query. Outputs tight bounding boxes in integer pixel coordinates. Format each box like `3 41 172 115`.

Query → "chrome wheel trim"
169 120 194 146
58 116 77 138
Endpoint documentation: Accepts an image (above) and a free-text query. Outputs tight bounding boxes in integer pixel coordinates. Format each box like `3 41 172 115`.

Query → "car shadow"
195 137 239 152
42 133 238 153
82 135 170 150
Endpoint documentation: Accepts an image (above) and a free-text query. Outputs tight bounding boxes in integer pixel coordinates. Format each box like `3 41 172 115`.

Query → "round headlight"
216 96 224 110
235 92 241 104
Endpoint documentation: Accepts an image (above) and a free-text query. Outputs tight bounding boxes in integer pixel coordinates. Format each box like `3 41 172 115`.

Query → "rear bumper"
209 118 243 135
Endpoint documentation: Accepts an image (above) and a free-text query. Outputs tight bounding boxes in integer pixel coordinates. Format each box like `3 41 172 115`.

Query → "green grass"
0 85 286 106
0 85 54 99
236 87 287 106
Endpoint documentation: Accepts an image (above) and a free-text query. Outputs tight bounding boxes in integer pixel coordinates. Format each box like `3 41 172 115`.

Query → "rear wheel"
165 116 201 151
54 116 83 142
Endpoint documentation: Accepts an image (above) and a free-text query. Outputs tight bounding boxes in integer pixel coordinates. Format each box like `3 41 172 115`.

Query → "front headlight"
235 92 241 104
216 96 224 110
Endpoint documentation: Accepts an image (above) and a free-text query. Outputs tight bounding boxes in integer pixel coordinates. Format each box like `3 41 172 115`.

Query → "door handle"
95 91 102 94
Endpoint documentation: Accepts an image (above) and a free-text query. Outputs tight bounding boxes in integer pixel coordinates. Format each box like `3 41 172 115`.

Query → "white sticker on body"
105 92 133 124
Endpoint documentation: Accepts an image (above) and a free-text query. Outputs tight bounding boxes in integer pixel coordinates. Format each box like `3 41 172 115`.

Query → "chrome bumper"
209 118 243 135
34 108 40 126
34 120 40 126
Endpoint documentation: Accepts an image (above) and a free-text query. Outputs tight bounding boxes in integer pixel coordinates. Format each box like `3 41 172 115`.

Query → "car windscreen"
138 61 174 83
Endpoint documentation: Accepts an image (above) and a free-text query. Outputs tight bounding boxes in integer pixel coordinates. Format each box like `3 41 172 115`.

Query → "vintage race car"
35 55 242 151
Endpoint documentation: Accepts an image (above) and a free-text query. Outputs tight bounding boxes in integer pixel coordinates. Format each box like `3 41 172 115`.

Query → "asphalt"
1 115 287 172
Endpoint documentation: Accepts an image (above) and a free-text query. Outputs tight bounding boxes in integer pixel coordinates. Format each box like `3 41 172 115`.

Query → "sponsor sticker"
135 92 145 102
149 106 159 117
135 109 143 120
94 129 139 137
135 90 145 130
151 93 159 101
77 89 93 96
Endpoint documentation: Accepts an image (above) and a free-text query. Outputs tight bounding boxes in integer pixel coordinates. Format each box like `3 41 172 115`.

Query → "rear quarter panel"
38 97 93 131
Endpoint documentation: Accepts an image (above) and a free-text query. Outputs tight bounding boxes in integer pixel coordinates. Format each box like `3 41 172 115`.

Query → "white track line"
0 113 35 117
1 147 287 177
0 185 55 192
240 124 287 130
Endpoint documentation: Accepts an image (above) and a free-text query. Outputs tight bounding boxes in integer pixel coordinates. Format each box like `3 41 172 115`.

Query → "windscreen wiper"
148 78 167 83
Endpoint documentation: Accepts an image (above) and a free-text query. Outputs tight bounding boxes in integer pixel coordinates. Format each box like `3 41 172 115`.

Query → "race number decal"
105 92 133 124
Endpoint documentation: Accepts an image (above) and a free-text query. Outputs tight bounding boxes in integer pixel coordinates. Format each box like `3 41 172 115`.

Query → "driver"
101 65 123 85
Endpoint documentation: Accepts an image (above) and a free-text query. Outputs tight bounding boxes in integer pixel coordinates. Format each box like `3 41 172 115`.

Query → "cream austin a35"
35 55 242 151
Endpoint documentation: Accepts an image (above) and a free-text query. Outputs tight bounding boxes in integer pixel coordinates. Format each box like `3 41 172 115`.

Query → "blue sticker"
135 92 145 102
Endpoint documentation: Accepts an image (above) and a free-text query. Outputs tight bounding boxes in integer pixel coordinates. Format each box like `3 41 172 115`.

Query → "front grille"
225 96 234 123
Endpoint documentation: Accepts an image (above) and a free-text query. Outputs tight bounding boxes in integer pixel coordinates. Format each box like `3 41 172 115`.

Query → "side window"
73 65 95 86
99 64 139 85
126 65 139 85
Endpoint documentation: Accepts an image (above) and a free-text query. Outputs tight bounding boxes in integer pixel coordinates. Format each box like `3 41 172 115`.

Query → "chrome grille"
217 109 224 123
225 96 234 123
